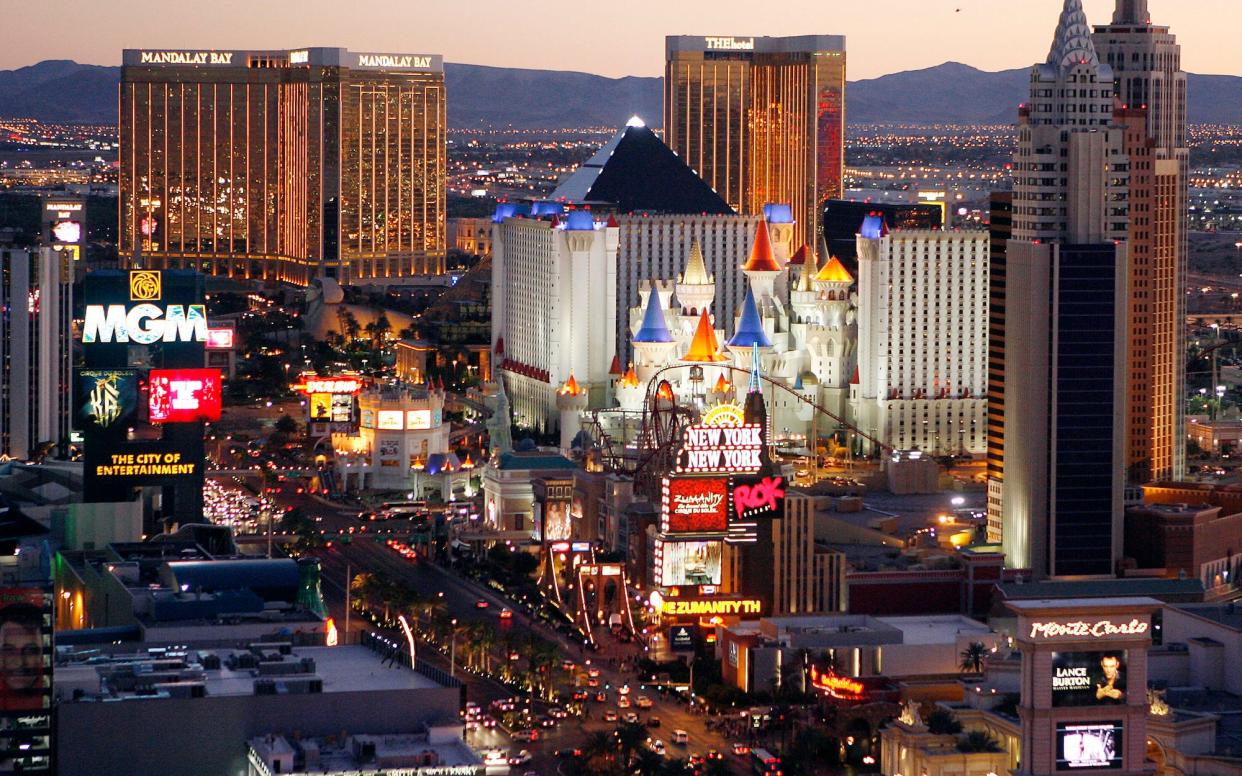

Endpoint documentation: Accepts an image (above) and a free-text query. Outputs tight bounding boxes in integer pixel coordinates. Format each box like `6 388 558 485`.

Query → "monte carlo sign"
82 270 208 345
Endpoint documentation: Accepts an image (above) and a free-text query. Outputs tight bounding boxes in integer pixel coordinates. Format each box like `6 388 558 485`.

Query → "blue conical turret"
633 288 674 343
727 286 772 349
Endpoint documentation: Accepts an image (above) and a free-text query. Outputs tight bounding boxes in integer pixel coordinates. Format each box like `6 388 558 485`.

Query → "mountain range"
2 59 1241 128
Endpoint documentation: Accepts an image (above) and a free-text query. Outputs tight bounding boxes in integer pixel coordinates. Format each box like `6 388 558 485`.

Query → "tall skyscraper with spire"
1093 0 1189 483
998 0 1130 578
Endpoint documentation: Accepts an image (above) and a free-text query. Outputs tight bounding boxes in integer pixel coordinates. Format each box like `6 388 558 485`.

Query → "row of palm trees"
349 571 565 698
567 723 729 776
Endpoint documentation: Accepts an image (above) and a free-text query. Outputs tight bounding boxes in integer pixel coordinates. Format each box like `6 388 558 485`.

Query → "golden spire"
815 255 854 284
680 239 713 285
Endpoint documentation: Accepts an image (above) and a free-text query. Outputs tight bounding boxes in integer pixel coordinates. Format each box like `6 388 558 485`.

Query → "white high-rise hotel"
853 221 989 456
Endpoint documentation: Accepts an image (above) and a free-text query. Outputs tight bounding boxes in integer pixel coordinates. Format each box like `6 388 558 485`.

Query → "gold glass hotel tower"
664 35 846 249
120 48 446 285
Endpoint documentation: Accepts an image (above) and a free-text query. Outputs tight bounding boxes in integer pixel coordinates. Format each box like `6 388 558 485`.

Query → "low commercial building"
1186 418 1242 453
333 383 461 495
1125 501 1242 590
718 613 998 694
479 449 578 538
56 640 465 776
248 727 482 776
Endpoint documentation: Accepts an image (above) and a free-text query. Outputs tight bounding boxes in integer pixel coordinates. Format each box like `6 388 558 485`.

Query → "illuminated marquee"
140 50 234 65
660 598 761 617
356 53 433 68
662 477 729 534
705 36 755 50
809 666 865 700
733 475 785 520
292 376 363 395
148 369 222 423
82 303 208 344
206 326 235 350
678 424 763 473
1029 619 1149 640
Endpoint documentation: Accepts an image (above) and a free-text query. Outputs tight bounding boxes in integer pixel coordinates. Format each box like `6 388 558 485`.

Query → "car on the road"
623 711 639 724
688 753 704 766
650 740 666 756
480 716 497 728
587 667 601 678
499 608 513 620
671 729 689 745
474 599 489 609
592 691 607 703
618 683 631 696
556 748 582 759
537 716 556 728
731 743 750 756
508 750 532 766
647 716 661 728
548 707 568 719
635 695 653 709
706 749 724 761
617 697 631 709
603 710 618 722
571 690 589 701
587 677 601 688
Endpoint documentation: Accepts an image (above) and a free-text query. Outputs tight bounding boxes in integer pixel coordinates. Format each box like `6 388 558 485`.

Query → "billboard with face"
1051 652 1127 707
148 368 222 423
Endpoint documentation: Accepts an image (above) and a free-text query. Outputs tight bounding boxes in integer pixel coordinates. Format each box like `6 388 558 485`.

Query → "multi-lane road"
251 481 751 774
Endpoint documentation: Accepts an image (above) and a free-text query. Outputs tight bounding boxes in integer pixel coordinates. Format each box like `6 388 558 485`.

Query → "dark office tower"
985 192 1011 545
999 0 1130 578
1093 0 1189 483
821 199 942 274
120 48 446 286
665 36 846 249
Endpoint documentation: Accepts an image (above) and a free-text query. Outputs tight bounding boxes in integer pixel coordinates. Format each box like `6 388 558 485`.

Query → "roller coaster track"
586 363 890 490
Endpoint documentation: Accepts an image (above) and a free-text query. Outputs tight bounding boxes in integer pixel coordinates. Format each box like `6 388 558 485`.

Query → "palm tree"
615 722 649 770
631 749 663 775
957 730 1002 753
960 642 988 674
474 622 497 674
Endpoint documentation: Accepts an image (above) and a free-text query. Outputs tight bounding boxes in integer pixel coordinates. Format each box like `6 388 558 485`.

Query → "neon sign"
292 376 363 395
809 666 864 699
82 303 208 344
356 53 433 68
705 37 755 51
734 476 785 519
660 598 761 617
662 477 729 534
1029 619 1149 640
678 424 763 473
140 51 234 65
148 368 222 423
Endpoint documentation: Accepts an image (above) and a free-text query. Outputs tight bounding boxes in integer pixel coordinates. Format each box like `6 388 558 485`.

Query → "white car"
634 695 653 709
650 740 666 756
508 750 532 766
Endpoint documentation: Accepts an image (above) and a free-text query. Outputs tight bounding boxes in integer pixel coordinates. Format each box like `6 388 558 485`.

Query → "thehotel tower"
1093 0 1189 484
664 35 846 249
999 0 1130 578
120 48 446 285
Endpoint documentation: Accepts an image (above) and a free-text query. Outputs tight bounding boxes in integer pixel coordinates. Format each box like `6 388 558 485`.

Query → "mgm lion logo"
129 270 161 301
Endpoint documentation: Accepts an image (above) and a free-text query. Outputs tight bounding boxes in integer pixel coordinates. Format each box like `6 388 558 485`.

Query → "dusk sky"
2 0 1239 79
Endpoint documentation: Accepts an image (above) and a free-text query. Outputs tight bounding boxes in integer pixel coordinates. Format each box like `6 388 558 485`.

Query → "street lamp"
450 618 459 678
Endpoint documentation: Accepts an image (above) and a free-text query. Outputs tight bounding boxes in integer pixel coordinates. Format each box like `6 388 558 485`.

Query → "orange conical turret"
683 310 728 363
742 220 782 273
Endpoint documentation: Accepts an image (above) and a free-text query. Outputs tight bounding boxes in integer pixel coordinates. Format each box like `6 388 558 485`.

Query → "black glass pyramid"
550 120 734 215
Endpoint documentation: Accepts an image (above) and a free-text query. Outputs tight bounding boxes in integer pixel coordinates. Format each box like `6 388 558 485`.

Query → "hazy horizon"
1 0 1238 80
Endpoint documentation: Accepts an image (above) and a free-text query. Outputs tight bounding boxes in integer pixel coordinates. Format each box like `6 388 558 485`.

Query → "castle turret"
741 219 783 304
615 363 645 412
674 240 715 323
632 287 678 383
790 244 821 324
556 372 589 453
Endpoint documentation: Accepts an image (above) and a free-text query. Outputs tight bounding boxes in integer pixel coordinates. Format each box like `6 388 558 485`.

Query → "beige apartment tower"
664 35 846 249
120 48 446 285
1093 0 1189 483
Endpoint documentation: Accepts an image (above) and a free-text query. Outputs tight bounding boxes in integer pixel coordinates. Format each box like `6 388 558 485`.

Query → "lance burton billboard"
148 369 222 423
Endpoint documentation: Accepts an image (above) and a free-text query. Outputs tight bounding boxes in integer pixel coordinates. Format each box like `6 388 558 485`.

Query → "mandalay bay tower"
665 36 846 249
120 48 446 285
